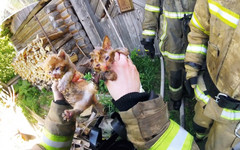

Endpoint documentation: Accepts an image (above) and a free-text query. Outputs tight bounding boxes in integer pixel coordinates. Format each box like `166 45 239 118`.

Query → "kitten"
44 50 104 121
82 36 129 84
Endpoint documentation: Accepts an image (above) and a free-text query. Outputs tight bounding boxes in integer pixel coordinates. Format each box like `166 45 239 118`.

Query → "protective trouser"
164 59 184 102
194 74 240 150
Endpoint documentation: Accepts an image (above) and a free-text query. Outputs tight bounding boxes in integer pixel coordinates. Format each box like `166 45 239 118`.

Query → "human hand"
106 53 140 100
52 80 64 101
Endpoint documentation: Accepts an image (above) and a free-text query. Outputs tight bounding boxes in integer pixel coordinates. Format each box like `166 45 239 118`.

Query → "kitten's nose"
53 74 59 78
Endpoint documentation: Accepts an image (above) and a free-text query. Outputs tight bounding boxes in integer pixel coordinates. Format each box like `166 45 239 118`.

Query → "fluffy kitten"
44 50 104 121
82 36 129 83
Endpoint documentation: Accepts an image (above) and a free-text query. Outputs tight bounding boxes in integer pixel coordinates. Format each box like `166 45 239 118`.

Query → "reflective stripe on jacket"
142 0 196 61
150 120 194 150
40 128 73 150
34 101 75 150
185 0 240 100
195 81 240 121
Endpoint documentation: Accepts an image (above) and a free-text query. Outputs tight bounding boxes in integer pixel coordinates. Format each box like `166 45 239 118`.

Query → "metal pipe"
160 56 165 98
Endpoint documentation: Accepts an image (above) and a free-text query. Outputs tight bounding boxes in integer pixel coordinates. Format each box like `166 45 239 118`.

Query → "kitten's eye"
49 71 51 74
56 67 60 70
96 64 100 67
105 56 109 60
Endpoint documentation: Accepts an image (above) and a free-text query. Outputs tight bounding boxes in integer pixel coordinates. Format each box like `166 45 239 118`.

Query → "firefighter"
141 0 196 110
185 0 240 149
33 53 199 150
32 81 75 150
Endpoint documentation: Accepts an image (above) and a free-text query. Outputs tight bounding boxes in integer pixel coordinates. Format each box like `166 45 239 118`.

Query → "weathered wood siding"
7 0 147 59
72 0 146 52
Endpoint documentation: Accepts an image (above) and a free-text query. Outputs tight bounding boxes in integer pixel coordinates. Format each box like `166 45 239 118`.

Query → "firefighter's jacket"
142 0 196 62
32 101 75 150
33 93 199 150
185 0 240 100
112 92 199 150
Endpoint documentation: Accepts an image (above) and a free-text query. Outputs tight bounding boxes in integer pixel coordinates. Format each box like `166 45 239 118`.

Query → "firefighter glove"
141 38 155 59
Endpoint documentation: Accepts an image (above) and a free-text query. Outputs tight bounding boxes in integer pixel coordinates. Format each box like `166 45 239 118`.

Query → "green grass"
11 50 195 136
14 79 52 122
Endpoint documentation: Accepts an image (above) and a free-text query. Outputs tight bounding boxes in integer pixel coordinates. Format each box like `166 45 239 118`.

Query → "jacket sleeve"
32 100 75 150
142 0 161 40
112 92 199 150
184 0 210 88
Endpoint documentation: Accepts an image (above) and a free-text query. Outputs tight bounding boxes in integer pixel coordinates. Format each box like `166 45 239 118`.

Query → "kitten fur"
44 50 104 121
82 36 129 83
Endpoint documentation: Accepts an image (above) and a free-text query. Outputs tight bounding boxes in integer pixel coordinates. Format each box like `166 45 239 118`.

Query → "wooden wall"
7 0 94 64
71 0 146 53
6 0 147 60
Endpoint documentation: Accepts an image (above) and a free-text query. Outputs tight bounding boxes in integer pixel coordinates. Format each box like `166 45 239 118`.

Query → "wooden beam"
95 0 107 20
56 0 72 12
44 4 57 14
68 22 83 33
14 0 52 36
70 0 103 47
48 11 61 21
52 18 64 28
54 33 72 50
132 0 145 7
90 0 99 13
64 14 79 25
60 8 74 19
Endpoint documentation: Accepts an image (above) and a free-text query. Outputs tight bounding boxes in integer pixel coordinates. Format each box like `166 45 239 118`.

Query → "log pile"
45 0 93 55
12 36 52 89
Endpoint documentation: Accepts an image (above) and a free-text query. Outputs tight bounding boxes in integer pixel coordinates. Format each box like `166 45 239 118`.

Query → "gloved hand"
141 38 155 59
185 64 199 89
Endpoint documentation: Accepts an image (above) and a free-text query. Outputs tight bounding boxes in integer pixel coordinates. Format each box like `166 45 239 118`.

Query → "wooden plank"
64 14 79 25
68 22 83 33
70 0 103 47
52 18 64 28
14 0 52 36
95 0 107 20
56 0 72 12
44 4 57 14
61 38 76 52
132 0 145 8
98 19 121 48
41 31 66 44
12 17 54 49
121 10 142 50
54 33 73 50
107 0 115 15
110 2 120 17
60 8 74 19
90 0 99 13
7 75 21 86
11 0 63 50
48 11 61 22
112 15 132 49
11 2 38 34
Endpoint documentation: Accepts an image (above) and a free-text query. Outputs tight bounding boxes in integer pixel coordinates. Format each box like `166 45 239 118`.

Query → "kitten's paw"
62 110 74 122
58 81 68 92
105 71 117 81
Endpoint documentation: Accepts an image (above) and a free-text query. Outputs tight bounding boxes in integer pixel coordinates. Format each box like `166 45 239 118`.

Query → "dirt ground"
0 103 42 150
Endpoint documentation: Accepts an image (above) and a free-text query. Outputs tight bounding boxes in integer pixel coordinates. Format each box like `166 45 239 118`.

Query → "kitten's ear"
102 36 111 50
57 49 66 59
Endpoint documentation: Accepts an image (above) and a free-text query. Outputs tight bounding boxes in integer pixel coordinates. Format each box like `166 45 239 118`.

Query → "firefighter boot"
173 100 181 110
